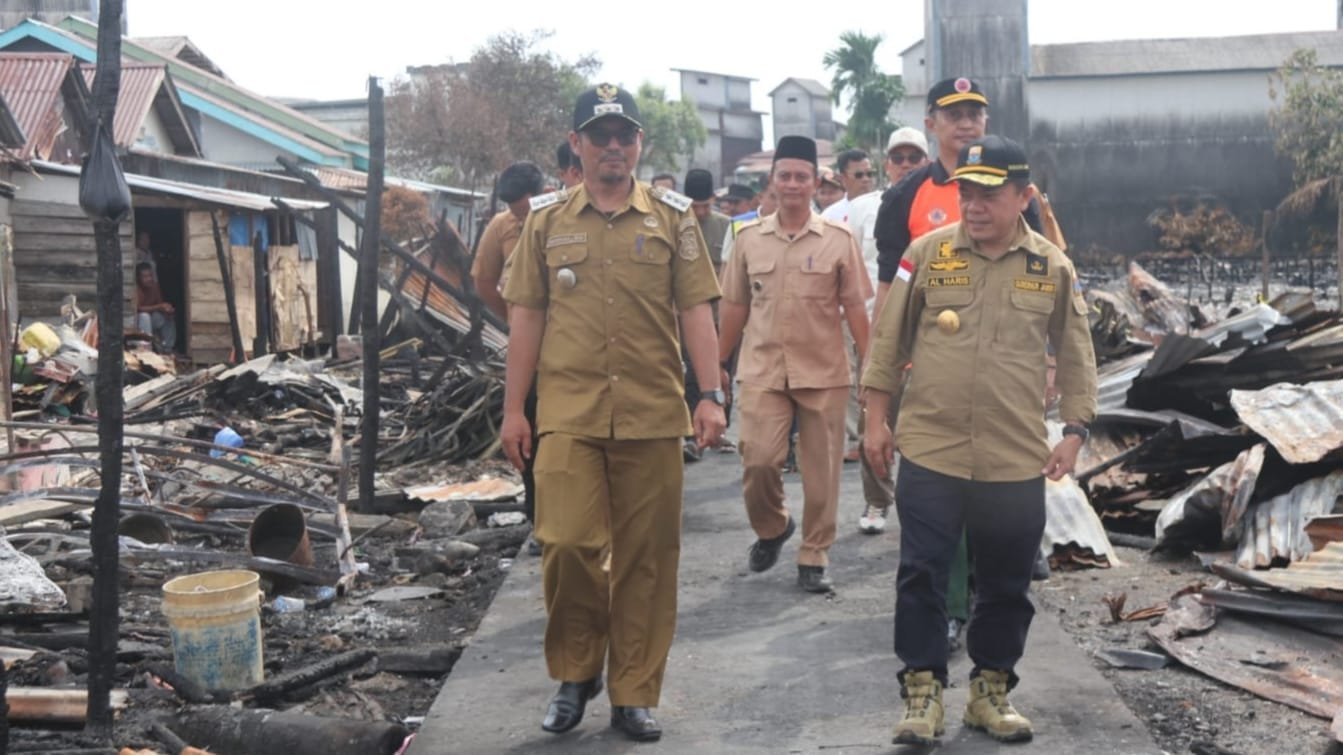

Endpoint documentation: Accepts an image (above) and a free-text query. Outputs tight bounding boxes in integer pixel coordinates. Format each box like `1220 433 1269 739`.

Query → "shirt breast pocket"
924 287 973 309
544 243 588 294
1001 288 1054 350
746 256 778 299
794 258 836 299
628 232 673 296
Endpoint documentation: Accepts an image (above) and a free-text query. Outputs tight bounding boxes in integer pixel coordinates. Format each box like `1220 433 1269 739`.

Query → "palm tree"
823 31 904 154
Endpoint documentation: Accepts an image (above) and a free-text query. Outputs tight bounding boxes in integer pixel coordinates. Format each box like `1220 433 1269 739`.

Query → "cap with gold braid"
951 135 1030 187
926 76 989 111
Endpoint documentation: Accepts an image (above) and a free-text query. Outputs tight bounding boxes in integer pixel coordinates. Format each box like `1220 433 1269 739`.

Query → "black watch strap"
1062 423 1089 441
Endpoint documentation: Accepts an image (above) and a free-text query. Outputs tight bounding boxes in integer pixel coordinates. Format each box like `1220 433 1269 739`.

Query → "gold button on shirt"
860 219 1098 482
721 213 872 390
503 182 722 440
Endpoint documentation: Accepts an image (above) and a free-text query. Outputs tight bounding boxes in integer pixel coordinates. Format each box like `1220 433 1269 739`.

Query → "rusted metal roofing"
1149 595 1343 719
1154 443 1266 550
1234 471 1343 570
0 52 83 161
1230 379 1343 465
33 159 327 213
78 63 199 157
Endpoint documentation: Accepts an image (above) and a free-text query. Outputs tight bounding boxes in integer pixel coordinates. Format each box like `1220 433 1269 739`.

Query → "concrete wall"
930 0 1030 143
773 83 815 140
1031 70 1276 123
198 117 292 171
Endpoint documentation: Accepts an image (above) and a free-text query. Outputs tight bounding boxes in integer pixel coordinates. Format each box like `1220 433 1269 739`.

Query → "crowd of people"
479 78 1098 747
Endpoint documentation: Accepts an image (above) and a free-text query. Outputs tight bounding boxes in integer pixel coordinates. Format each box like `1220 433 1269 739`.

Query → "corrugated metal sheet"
1155 443 1266 549
1235 471 1343 569
0 52 75 160
33 160 327 212
1148 596 1343 719
1230 379 1343 465
312 166 484 201
1042 474 1119 569
78 63 162 150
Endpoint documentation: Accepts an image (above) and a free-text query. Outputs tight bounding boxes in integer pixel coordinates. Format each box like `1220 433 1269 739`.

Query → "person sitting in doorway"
134 262 176 351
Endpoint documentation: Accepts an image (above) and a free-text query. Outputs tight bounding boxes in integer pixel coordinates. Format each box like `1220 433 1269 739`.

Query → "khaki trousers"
739 384 848 567
533 433 682 707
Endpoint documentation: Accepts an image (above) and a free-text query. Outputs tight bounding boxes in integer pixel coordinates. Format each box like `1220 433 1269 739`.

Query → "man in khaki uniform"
719 135 872 594
501 83 725 744
472 162 545 324
861 136 1097 746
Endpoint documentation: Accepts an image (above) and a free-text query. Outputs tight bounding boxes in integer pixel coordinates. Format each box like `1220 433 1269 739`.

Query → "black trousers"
893 457 1045 685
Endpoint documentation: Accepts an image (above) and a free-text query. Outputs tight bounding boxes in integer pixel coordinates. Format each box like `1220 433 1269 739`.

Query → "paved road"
412 450 1160 754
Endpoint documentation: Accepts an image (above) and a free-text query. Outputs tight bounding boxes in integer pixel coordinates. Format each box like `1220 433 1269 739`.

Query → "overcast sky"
128 0 1336 124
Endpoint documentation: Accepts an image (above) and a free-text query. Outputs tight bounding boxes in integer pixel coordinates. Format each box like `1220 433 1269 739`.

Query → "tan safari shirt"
860 219 1098 482
722 212 872 391
503 181 721 440
470 210 523 284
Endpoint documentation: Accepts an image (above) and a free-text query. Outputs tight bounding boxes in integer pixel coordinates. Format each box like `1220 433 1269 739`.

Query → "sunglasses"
887 152 924 165
584 128 639 147
848 171 876 179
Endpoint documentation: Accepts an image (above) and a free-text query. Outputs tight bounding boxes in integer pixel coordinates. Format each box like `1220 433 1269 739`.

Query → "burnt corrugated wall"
1030 114 1294 255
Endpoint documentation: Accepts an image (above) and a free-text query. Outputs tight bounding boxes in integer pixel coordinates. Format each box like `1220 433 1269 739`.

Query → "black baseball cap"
684 169 714 201
926 77 989 111
573 83 642 131
952 135 1029 187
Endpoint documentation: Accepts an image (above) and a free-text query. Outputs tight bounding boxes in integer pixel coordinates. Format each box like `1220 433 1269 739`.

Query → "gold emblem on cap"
967 145 983 165
937 309 960 335
596 84 619 103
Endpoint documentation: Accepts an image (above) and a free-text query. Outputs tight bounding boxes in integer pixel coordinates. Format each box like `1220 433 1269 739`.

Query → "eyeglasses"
583 127 639 147
848 171 876 179
887 152 924 165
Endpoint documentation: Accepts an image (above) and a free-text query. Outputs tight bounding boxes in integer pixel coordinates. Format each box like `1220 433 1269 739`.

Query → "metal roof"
78 63 199 157
768 77 830 98
1234 471 1343 570
310 166 484 201
0 51 81 161
1032 30 1343 79
1230 379 1343 465
131 35 228 79
32 159 328 212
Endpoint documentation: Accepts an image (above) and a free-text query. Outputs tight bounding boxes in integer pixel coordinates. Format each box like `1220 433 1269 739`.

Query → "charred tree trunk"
85 0 125 738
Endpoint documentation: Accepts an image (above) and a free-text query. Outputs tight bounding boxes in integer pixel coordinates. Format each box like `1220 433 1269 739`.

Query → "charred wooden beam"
209 210 246 364
359 78 385 514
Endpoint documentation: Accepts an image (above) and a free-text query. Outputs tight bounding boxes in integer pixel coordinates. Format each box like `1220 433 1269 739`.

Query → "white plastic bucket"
161 569 264 691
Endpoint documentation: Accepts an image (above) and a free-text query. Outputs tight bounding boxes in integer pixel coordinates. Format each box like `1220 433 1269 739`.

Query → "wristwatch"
1062 423 1090 442
701 389 726 406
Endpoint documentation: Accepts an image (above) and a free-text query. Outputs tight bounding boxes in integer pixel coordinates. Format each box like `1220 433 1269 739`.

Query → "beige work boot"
891 670 945 745
964 669 1033 742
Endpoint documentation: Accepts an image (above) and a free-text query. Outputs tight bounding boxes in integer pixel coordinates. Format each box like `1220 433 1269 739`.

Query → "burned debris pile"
1068 261 1343 742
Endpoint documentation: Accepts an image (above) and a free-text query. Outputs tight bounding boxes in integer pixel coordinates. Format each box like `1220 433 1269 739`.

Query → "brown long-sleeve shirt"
861 219 1097 481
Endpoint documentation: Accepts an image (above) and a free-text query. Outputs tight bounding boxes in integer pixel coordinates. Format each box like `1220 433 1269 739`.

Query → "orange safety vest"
907 179 961 241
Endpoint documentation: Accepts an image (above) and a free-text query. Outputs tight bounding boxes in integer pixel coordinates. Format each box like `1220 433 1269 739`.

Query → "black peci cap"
926 77 989 111
773 135 818 166
952 135 1029 187
684 169 714 201
573 83 642 131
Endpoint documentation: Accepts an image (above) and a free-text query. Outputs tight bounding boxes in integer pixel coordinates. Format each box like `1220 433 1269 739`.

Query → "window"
698 77 708 85
787 97 797 103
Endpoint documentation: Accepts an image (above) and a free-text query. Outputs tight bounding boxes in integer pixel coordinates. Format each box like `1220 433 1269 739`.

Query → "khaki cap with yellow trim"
926 77 989 110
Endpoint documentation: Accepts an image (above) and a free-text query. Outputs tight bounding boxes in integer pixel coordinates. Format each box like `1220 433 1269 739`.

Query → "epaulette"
529 189 568 212
820 216 855 237
650 186 692 212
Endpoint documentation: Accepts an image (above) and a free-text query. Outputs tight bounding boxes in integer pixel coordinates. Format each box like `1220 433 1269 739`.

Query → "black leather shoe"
747 516 795 573
797 565 834 593
610 705 662 742
541 677 602 733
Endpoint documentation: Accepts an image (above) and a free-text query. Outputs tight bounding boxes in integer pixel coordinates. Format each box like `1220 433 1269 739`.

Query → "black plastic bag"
78 121 132 222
